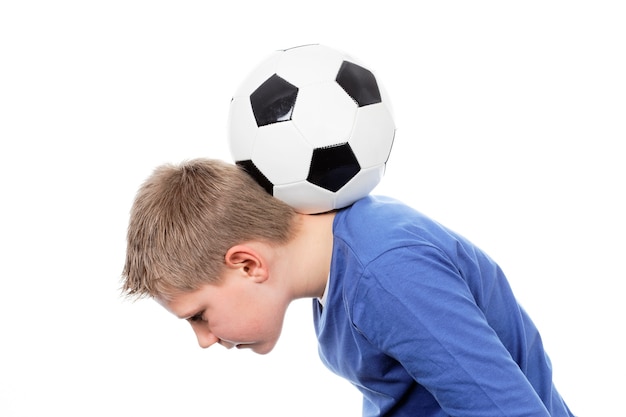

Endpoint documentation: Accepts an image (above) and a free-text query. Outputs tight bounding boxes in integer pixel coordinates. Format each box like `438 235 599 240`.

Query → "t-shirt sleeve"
351 245 551 417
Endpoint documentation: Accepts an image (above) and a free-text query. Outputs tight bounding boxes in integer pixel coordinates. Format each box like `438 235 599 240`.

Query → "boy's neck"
287 211 336 300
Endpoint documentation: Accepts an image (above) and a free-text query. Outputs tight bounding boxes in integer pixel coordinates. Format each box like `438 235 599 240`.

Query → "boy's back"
314 195 574 416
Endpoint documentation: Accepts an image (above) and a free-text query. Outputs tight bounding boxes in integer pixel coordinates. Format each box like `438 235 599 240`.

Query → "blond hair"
121 158 297 299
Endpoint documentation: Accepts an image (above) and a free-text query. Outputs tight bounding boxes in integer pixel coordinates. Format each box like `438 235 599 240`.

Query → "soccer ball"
227 44 395 214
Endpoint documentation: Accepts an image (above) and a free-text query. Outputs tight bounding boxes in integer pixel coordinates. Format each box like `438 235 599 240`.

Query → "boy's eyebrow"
171 309 194 320
178 309 203 320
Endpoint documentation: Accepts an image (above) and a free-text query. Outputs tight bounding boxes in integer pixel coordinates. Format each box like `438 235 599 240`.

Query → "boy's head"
121 158 297 301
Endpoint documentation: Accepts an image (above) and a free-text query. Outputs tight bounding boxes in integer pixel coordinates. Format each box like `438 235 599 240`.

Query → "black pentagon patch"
250 74 299 127
307 143 361 192
336 61 381 107
236 160 274 195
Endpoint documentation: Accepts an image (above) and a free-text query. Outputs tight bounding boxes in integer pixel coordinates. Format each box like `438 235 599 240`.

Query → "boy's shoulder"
335 195 430 233
333 195 469 263
337 194 414 221
333 195 435 254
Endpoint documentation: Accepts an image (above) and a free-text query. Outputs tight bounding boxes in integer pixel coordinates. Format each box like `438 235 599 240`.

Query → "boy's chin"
242 342 276 355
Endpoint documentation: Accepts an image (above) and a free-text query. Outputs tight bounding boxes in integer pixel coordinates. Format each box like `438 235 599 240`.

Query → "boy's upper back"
314 195 573 417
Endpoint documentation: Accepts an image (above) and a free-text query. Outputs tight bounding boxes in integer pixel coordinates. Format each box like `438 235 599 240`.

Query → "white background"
1 1 624 416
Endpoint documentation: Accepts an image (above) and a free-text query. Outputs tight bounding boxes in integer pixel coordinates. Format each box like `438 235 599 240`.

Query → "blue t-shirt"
313 196 574 417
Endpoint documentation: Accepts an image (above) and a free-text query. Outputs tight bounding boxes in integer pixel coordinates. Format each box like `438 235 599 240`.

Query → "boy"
122 158 575 416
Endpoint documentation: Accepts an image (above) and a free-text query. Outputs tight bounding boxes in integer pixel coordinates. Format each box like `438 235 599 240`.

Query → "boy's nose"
194 328 219 349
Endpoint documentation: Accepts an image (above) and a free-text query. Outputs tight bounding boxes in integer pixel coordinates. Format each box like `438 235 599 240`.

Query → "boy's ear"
224 244 269 283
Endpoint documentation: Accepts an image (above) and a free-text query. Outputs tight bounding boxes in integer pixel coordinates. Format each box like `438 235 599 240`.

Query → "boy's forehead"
155 289 204 319
154 296 179 316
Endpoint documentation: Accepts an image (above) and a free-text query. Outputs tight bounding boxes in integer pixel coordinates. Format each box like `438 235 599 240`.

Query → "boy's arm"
352 245 552 417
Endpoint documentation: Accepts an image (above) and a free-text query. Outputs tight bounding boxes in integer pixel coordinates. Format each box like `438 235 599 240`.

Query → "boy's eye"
187 312 206 323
